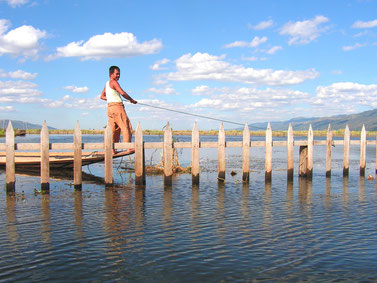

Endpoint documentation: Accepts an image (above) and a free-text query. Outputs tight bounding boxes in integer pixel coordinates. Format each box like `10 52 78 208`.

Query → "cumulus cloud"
64 85 89 93
280 15 329 45
158 52 318 86
0 0 29 7
146 85 178 95
266 46 282 54
0 69 37 79
252 20 274 30
352 19 377 29
0 80 42 103
224 36 267 48
41 95 104 109
342 43 365 51
0 106 14 112
0 19 47 60
150 58 170 70
49 32 162 60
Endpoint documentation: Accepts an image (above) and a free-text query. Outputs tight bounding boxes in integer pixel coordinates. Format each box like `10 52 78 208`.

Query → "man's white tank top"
105 81 122 103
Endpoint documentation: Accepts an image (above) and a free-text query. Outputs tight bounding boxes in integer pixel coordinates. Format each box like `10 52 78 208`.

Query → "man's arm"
110 80 137 104
100 86 107 101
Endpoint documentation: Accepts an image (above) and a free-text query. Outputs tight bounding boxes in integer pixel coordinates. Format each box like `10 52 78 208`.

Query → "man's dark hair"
109 66 120 75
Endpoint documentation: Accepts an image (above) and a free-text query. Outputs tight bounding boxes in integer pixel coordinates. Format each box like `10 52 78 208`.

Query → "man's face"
111 69 120 81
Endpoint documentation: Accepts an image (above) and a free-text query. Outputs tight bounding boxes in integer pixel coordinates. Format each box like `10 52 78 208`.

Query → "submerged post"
360 124 366 177
5 122 15 192
307 125 313 179
40 121 50 192
299 146 308 177
104 123 113 186
218 123 225 182
343 125 350 177
135 122 146 186
265 123 272 182
242 124 250 183
326 124 332 178
287 123 294 181
163 122 173 186
73 121 82 190
192 122 200 185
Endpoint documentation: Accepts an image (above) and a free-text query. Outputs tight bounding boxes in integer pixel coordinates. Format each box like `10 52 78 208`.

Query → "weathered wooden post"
326 124 332 177
265 123 272 182
135 122 146 186
163 122 173 186
73 121 82 190
218 123 225 182
343 125 350 177
40 121 50 192
5 122 15 192
287 123 294 181
299 146 308 177
307 125 313 179
192 122 200 185
360 124 366 177
242 124 250 183
104 123 113 186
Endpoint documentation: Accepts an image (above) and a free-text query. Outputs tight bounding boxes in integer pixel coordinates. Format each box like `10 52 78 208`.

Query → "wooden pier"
0 121 375 193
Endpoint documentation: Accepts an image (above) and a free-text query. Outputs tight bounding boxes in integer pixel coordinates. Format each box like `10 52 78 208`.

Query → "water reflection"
41 193 51 245
6 194 19 245
343 177 349 206
73 191 84 244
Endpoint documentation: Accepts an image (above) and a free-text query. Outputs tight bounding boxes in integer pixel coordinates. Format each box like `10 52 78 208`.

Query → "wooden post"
299 146 308 177
192 122 200 185
265 122 272 182
287 123 294 181
104 123 113 186
73 121 82 190
307 125 313 179
242 124 250 183
218 123 225 182
326 124 332 178
163 122 173 186
40 121 50 192
343 125 350 177
5 121 15 192
360 124 366 177
135 122 146 186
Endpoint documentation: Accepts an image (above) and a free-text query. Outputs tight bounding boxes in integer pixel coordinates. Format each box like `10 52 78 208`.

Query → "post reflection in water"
325 177 331 208
74 190 84 244
6 194 19 246
359 177 365 202
241 183 249 219
216 182 226 244
298 177 312 206
343 176 349 205
134 188 146 230
41 193 51 246
162 186 175 250
263 181 272 228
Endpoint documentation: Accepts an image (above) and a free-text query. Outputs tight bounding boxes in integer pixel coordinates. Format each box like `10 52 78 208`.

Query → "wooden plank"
343 125 350 177
5 121 15 192
287 123 294 181
163 122 173 186
104 123 113 186
360 124 366 177
135 122 146 186
299 146 308 177
265 123 272 182
83 143 105 150
173 142 192 148
73 121 82 190
307 125 313 179
40 121 50 191
15 143 40 150
192 122 200 185
242 124 250 183
326 124 332 177
114 142 134 150
218 123 225 182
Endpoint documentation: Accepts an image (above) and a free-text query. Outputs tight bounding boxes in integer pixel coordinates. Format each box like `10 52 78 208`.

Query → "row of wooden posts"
1 121 374 192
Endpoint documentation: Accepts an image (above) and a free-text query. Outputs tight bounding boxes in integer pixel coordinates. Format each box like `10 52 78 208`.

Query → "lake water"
1 134 377 282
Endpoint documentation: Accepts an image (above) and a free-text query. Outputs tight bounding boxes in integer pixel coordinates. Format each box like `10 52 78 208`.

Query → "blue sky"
1 0 377 130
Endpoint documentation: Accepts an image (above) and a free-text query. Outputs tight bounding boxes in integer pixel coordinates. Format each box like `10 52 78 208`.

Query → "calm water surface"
1 134 377 282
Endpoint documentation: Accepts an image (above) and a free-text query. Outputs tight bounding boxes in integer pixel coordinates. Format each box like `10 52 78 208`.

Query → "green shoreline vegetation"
0 128 373 138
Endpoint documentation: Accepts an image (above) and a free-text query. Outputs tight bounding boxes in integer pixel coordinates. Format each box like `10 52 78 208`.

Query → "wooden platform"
0 150 134 170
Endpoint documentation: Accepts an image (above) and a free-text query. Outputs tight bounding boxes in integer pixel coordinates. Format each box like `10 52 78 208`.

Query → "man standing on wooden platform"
100 66 137 155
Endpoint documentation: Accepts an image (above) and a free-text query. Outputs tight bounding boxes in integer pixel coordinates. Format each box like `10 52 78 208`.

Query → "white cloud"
150 58 170 70
252 20 274 30
224 36 267 48
42 95 105 109
64 85 89 93
342 43 365 51
352 19 377 29
146 85 178 95
280 15 329 45
0 81 42 103
159 52 319 86
0 106 14 112
266 46 282 54
50 32 162 60
0 19 46 60
191 85 212 96
0 0 29 7
0 69 37 79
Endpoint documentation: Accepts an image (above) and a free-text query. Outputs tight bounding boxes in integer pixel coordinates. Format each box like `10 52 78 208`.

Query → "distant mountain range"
243 108 377 131
0 120 56 130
